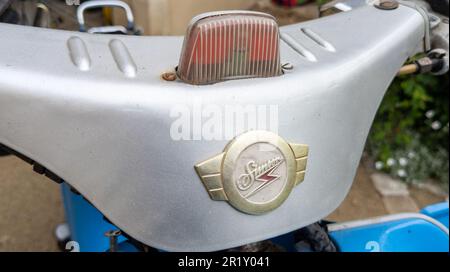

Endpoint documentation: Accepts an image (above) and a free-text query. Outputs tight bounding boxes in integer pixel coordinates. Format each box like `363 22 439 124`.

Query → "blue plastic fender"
421 202 449 229
328 204 449 252
61 184 129 252
62 184 449 252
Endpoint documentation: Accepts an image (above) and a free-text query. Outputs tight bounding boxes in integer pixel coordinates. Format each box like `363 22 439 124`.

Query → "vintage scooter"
0 0 448 252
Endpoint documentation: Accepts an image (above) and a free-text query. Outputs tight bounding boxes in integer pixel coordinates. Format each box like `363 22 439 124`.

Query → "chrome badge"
194 131 309 214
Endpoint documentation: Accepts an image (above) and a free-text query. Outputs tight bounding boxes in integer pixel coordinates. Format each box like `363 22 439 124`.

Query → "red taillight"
177 11 282 85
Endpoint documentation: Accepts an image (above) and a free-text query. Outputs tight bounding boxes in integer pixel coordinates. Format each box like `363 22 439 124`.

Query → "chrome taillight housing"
177 11 282 85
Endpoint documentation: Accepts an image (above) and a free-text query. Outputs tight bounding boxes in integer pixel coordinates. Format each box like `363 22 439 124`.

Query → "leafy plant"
315 0 330 5
367 73 449 188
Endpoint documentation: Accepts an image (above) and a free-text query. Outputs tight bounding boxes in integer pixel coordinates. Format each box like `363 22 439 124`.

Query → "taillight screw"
281 63 294 72
162 72 177 81
375 0 399 10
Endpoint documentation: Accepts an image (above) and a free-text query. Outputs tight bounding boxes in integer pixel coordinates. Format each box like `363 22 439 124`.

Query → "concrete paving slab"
382 195 420 214
0 155 64 252
371 173 410 197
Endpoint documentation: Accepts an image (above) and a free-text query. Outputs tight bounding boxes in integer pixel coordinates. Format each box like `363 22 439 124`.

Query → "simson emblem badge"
194 131 309 214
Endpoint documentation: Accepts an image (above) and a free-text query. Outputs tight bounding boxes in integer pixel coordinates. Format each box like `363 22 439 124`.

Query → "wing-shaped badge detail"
194 131 309 215
194 153 227 201
289 144 309 186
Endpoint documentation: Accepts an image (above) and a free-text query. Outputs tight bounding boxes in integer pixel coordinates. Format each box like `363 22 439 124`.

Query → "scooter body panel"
0 3 429 251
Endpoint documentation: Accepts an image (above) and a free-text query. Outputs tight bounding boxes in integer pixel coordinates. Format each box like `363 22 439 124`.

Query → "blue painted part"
329 216 449 252
61 184 127 252
62 182 449 252
421 202 449 229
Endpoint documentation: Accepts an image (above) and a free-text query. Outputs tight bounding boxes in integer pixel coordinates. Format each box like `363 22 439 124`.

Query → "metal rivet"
162 72 177 81
375 0 399 10
281 63 294 71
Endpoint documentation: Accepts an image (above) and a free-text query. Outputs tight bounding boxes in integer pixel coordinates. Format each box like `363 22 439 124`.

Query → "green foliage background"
366 73 449 188
312 0 449 188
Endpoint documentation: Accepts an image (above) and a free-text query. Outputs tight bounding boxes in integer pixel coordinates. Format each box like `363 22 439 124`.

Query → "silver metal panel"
0 4 426 251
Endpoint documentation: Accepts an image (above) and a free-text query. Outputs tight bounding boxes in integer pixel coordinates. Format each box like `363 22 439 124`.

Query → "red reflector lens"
177 11 282 85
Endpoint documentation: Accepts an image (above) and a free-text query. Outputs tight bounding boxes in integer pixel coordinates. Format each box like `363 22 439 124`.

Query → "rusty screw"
105 229 121 252
375 0 399 10
162 71 177 81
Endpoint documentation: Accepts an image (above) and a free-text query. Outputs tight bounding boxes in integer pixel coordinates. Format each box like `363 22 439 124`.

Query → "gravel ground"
0 155 64 252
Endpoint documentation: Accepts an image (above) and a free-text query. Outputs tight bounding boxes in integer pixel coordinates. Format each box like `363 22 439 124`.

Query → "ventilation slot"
301 28 336 52
280 32 317 62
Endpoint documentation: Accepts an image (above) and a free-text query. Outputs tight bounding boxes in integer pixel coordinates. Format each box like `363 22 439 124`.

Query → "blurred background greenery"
367 73 449 189
306 0 450 189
